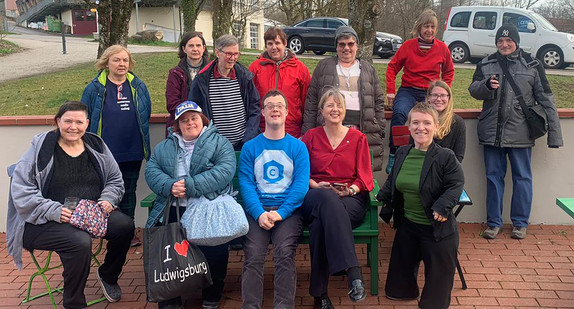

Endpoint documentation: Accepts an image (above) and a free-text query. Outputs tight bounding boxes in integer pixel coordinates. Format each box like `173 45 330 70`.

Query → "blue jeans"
483 145 533 228
389 87 428 153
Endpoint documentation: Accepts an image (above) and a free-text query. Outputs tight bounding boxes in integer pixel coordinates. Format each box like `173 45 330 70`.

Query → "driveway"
0 26 176 84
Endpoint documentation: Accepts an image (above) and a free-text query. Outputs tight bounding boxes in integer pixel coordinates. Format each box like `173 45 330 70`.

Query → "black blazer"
377 143 464 241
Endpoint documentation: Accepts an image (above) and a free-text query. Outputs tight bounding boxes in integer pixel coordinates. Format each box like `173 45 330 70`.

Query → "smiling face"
215 44 240 72
409 111 438 151
177 111 204 140
336 36 358 65
106 50 130 78
262 95 288 128
266 35 287 62
320 96 346 125
419 22 437 41
183 36 205 62
428 86 450 114
496 37 517 56
57 110 89 144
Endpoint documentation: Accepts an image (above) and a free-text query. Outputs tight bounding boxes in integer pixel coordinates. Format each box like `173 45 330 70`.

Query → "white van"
443 6 574 69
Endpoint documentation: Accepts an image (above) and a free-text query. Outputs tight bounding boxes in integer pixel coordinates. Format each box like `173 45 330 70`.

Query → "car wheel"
288 36 304 54
539 46 565 69
313 50 326 55
450 43 469 63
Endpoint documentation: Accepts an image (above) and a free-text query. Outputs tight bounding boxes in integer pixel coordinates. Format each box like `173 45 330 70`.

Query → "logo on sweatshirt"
254 150 294 193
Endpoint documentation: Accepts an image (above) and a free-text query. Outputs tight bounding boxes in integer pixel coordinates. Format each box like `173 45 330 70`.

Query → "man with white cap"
469 24 563 240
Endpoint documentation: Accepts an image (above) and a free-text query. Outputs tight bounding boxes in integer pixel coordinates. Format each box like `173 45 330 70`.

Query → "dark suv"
283 17 403 58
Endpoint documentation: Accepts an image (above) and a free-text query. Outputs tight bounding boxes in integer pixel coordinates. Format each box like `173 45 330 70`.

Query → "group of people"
6 7 563 309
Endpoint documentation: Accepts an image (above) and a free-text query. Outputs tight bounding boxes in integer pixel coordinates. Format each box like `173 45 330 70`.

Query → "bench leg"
368 237 379 295
22 251 63 309
456 257 467 290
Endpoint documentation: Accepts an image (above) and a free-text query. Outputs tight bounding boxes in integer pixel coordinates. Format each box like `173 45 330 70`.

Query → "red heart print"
174 240 189 257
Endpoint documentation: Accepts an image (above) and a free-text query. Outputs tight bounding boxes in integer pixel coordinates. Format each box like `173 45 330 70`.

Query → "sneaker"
386 154 396 174
96 267 121 302
348 279 366 302
314 295 334 309
202 300 219 309
482 226 500 239
130 235 142 247
511 226 527 239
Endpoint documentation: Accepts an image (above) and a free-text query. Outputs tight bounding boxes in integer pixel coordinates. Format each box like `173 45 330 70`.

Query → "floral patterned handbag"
69 199 110 238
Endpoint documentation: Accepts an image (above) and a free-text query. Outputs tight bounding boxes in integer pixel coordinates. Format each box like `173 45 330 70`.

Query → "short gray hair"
215 35 239 51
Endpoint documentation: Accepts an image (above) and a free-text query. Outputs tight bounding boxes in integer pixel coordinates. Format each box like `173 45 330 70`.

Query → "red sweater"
302 127 374 192
386 38 454 94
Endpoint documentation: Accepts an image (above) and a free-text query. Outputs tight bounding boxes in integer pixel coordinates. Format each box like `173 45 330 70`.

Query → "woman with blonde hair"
385 9 455 173
427 80 466 162
81 44 151 247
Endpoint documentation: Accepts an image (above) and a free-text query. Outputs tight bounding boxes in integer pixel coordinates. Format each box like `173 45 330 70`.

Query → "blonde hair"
411 9 438 38
427 80 455 140
407 102 439 138
95 45 135 71
318 88 346 110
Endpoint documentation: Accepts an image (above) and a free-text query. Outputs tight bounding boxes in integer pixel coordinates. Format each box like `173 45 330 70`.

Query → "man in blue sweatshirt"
238 89 310 309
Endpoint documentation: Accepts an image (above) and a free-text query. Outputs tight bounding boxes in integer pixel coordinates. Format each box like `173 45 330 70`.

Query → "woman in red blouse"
301 88 374 308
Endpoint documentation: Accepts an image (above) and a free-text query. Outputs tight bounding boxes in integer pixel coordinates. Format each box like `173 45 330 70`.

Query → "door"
502 12 537 53
470 10 499 57
303 18 326 49
72 9 97 35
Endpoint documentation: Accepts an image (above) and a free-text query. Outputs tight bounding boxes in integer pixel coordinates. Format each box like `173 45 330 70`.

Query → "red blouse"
302 127 375 192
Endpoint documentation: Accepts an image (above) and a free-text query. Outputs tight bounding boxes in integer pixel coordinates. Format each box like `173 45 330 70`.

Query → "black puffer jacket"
302 56 386 171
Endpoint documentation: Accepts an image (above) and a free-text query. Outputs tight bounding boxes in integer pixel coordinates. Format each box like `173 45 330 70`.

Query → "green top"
396 148 430 225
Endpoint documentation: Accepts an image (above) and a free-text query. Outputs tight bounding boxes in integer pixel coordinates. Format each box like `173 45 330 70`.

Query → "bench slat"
556 198 574 219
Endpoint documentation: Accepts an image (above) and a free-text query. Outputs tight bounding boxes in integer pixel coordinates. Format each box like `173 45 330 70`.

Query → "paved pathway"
1 223 573 308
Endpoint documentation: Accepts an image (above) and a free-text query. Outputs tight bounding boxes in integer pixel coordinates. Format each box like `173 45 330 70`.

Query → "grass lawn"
0 52 572 116
0 39 21 56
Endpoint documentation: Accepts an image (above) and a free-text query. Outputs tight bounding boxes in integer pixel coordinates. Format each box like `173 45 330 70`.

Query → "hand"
171 179 186 198
385 94 395 110
433 211 447 222
268 211 283 223
60 207 72 223
334 185 350 197
316 181 332 189
257 212 275 230
99 200 115 213
489 75 500 89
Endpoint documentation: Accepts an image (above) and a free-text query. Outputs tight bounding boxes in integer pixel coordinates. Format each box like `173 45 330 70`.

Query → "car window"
326 19 344 29
473 12 497 30
503 13 536 33
450 12 471 28
306 19 324 28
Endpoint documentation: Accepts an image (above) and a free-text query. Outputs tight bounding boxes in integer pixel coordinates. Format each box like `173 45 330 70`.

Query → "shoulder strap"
522 51 552 93
498 59 530 115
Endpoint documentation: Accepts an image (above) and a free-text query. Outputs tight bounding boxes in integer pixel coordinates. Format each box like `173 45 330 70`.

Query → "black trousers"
301 189 367 297
158 206 230 308
117 160 142 220
22 210 134 309
385 218 458 309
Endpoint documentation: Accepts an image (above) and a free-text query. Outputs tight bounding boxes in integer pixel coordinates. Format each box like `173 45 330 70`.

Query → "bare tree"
212 0 233 42
181 0 208 32
275 0 348 25
349 0 382 62
501 0 540 9
96 0 133 58
232 0 276 48
534 0 574 19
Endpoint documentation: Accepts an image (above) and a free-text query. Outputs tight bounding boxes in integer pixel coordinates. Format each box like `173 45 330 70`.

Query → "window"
250 23 259 49
74 11 85 22
450 12 471 28
473 12 497 30
327 19 345 29
306 19 324 28
503 13 536 33
86 11 96 22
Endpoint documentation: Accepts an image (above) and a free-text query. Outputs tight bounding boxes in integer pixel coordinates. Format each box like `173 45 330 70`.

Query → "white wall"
1 117 573 233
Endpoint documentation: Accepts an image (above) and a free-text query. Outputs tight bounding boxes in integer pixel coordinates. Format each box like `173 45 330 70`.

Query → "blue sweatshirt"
238 133 310 221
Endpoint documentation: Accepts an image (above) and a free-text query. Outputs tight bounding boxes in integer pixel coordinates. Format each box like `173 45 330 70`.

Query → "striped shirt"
418 36 434 52
208 73 246 146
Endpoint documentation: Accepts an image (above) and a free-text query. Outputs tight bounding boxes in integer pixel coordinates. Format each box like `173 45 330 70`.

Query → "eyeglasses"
219 50 241 59
337 42 355 48
264 103 286 111
428 93 450 100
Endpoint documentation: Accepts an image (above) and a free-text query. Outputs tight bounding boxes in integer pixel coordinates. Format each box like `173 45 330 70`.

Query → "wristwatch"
349 186 358 196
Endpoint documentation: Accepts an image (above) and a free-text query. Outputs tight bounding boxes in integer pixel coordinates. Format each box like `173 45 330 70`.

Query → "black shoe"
314 296 334 309
348 279 366 302
96 267 121 302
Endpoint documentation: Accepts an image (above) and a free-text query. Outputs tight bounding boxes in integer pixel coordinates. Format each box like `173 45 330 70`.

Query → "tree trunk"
212 0 233 43
349 0 382 63
96 0 133 58
181 0 207 32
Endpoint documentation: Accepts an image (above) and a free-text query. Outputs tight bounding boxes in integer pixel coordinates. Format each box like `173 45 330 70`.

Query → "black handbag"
143 198 212 302
498 57 547 140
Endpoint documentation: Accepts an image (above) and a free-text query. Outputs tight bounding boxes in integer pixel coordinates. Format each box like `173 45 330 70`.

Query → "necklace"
337 62 352 90
326 126 347 149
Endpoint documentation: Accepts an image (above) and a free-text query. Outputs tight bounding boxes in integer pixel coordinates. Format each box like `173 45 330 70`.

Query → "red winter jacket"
249 50 311 138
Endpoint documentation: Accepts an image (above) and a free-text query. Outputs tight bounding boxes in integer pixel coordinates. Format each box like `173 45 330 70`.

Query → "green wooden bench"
141 151 382 295
556 198 574 219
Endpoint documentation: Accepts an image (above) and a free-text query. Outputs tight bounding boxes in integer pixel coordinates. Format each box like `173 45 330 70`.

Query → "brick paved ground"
1 223 573 309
